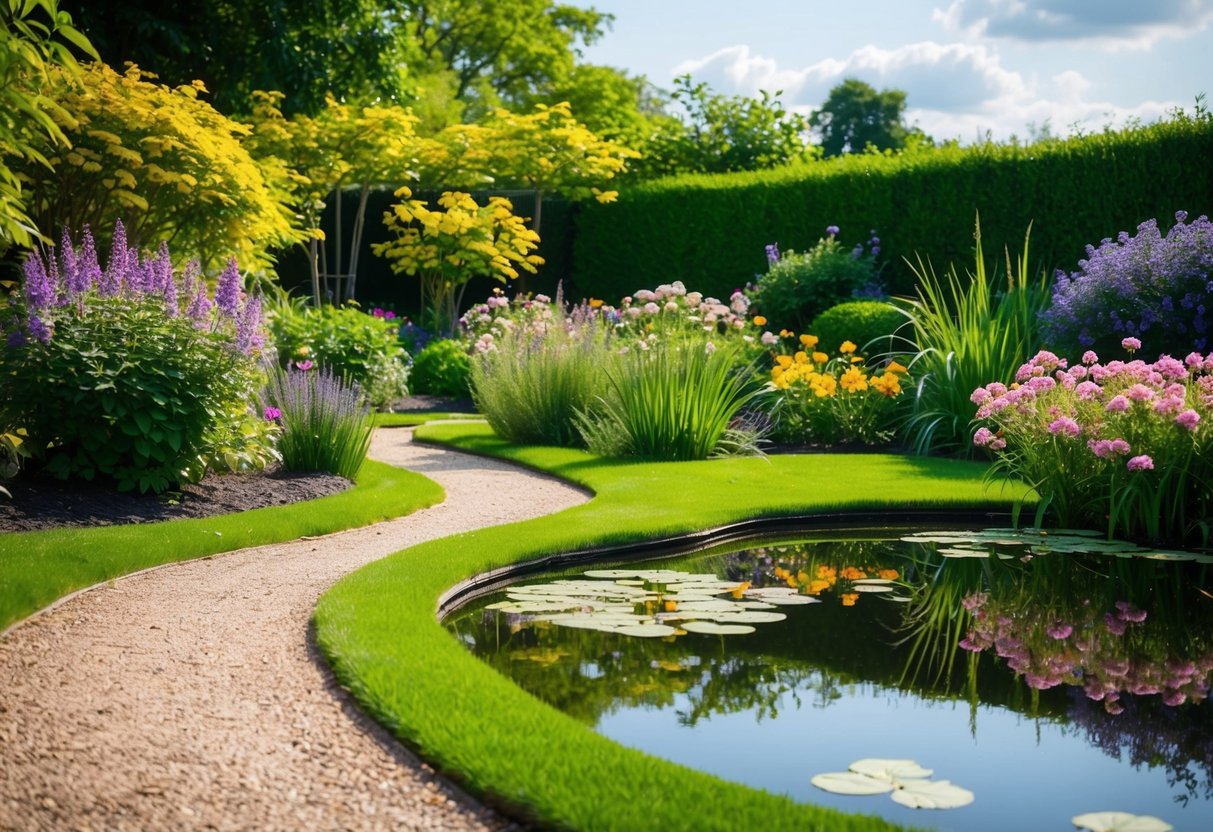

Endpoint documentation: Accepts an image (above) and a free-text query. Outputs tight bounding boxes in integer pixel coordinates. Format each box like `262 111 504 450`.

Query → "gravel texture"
0 428 589 831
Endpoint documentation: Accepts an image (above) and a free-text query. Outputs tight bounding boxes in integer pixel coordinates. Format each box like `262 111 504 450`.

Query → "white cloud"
933 0 1213 49
673 41 1183 143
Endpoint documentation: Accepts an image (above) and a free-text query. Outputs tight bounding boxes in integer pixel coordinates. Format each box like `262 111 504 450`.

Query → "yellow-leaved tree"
372 188 542 333
17 63 301 272
243 91 429 303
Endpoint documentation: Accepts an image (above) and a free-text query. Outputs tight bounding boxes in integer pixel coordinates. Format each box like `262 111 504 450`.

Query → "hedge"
570 114 1213 302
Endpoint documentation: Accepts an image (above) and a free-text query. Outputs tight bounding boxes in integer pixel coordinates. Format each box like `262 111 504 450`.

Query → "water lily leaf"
679 621 756 635
851 578 896 585
1071 811 1173 832
615 623 680 638
751 594 819 606
849 758 934 781
1140 552 1194 562
810 772 895 795
938 547 992 558
712 611 788 624
889 779 974 809
852 585 894 593
615 579 647 586
583 569 642 578
735 600 778 610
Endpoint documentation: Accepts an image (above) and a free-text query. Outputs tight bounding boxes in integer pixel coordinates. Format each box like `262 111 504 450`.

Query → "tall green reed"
896 218 1051 456
263 366 374 479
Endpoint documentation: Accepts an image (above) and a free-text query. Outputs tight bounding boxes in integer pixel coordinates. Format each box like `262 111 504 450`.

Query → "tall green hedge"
571 115 1213 301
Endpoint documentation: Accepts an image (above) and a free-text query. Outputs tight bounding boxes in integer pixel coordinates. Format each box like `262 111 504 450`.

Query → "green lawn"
316 422 1029 832
0 459 444 632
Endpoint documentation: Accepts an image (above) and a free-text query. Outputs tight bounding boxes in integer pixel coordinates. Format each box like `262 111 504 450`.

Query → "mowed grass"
0 459 444 632
316 422 1029 832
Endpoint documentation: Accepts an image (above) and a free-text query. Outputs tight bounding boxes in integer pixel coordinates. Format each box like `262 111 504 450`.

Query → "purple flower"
1114 600 1148 622
21 252 54 311
764 243 781 266
263 406 282 421
26 311 51 343
77 225 103 291
235 294 262 355
215 257 241 318
1046 622 1073 640
825 225 839 236
1176 409 1201 430
295 359 314 371
1048 416 1081 437
1104 613 1128 636
59 226 86 296
98 218 127 296
1126 454 1154 472
6 330 27 348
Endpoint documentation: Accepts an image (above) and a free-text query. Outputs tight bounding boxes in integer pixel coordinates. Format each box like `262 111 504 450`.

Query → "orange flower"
812 351 829 364
886 360 909 374
589 298 604 308
729 581 752 599
753 315 767 327
878 569 900 580
840 566 868 581
841 593 859 607
800 334 819 348
808 579 831 595
839 340 857 354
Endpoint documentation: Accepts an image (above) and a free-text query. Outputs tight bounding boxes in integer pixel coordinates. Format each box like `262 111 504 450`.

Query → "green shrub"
577 339 768 460
409 338 472 397
748 231 879 332
266 301 409 409
262 366 374 479
809 300 906 356
470 322 609 447
0 226 272 493
898 221 1051 457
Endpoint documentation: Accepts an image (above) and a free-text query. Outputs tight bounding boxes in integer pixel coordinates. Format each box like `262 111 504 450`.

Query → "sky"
571 0 1213 143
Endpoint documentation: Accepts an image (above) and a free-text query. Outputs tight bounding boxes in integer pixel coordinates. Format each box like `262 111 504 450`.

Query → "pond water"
443 527 1213 831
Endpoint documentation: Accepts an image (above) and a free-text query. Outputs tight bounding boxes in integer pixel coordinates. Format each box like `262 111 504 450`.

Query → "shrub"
1038 211 1213 361
897 221 1051 457
971 344 1213 546
578 339 768 460
266 301 409 410
747 228 881 332
410 339 472 398
809 300 905 357
471 319 608 447
0 224 271 493
766 334 908 446
262 366 374 479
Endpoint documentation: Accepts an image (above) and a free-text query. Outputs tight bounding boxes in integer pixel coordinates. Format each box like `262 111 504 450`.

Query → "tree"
0 0 95 253
809 78 912 157
63 0 408 115
638 75 815 177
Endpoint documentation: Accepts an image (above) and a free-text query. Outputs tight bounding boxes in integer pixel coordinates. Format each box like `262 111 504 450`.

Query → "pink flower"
1046 622 1073 639
1075 380 1103 400
973 427 995 447
1106 395 1130 413
1185 351 1204 368
643 302 660 315
1126 454 1154 472
1048 417 1081 437
1115 600 1148 622
263 406 281 421
1122 336 1142 352
1163 689 1187 707
989 436 1007 451
1082 350 1100 365
961 591 989 611
1125 384 1155 402
295 359 314 371
1105 613 1128 635
971 387 992 405
1176 409 1201 430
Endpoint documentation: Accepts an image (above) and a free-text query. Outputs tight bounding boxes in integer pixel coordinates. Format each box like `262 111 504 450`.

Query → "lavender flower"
98 219 127 296
77 225 103 291
21 252 54 311
764 243 781 266
26 311 51 343
825 225 839 236
59 226 86 297
215 257 241 318
1126 454 1154 472
235 294 262 355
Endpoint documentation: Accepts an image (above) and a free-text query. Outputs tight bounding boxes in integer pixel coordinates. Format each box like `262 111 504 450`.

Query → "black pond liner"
436 508 1015 619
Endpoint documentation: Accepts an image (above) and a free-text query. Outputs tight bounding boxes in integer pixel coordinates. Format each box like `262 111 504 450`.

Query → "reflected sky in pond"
444 529 1213 831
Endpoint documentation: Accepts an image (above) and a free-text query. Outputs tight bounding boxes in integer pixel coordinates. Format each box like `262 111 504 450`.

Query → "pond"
443 527 1213 831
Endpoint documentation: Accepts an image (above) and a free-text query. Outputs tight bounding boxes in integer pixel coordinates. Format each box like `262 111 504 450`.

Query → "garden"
2 2 1213 830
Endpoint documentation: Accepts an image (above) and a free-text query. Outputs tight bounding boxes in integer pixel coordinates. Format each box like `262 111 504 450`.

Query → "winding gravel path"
0 429 589 831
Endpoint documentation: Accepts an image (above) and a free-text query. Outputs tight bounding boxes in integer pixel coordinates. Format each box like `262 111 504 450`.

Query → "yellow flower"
811 351 829 364
780 329 793 338
850 356 864 364
811 376 837 398
775 354 794 369
753 315 767 327
589 298 604 308
886 360 909 374
841 593 859 607
794 350 809 364
840 367 868 393
839 340 857 354
800 334 819 348
871 373 902 397
878 569 900 580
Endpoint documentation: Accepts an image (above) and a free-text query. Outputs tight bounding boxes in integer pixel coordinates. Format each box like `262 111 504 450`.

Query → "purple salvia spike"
44 244 66 306
78 225 103 292
22 251 54 312
236 294 262 355
128 246 145 295
58 226 85 297
185 260 212 325
156 242 178 316
100 219 128 296
27 310 51 343
215 257 241 318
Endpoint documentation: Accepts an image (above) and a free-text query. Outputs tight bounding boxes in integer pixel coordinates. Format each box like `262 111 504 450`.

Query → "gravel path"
0 429 589 831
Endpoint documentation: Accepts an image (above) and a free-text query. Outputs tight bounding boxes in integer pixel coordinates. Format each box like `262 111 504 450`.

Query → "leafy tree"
63 0 408 115
17 63 302 272
638 75 815 177
809 78 913 157
0 0 95 252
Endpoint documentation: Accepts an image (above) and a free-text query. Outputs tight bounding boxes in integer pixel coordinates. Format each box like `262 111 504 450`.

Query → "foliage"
809 78 916 157
17 63 300 272
767 334 908 446
265 299 410 409
748 227 882 332
636 75 815 178
374 189 543 334
65 0 411 116
0 0 94 252
896 221 1052 457
810 300 905 357
578 339 768 460
972 345 1213 546
469 318 609 447
0 225 270 492
262 365 374 479
571 108 1213 302
1038 211 1213 361
409 338 471 398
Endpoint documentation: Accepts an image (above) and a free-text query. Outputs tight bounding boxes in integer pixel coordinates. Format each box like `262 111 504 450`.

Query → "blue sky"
572 0 1212 142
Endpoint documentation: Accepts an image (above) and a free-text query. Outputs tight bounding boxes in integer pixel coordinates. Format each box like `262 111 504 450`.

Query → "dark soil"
0 467 352 534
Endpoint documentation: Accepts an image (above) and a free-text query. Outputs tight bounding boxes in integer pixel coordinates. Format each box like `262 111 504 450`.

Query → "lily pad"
1071 812 1173 832
889 779 975 809
615 623 680 638
679 621 756 635
810 772 895 796
849 758 934 781
852 585 894 593
711 611 788 624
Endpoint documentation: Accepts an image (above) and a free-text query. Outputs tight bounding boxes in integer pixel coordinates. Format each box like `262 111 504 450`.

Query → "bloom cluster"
733 542 902 607
959 591 1213 713
8 221 263 354
971 340 1212 542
